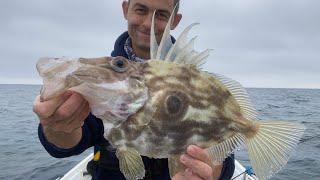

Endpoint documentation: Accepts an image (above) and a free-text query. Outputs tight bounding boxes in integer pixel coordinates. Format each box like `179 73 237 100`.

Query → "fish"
36 10 305 180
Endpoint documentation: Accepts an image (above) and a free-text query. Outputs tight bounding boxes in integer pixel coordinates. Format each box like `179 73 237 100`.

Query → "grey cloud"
0 0 125 82
0 0 319 88
177 0 320 88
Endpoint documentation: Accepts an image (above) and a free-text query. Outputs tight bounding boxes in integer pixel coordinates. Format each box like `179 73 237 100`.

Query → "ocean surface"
0 84 319 180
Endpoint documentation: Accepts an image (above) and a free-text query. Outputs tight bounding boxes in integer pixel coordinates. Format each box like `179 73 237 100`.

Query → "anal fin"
207 133 245 164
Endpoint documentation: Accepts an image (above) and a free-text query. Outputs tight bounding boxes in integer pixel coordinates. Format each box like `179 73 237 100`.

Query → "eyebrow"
133 3 171 15
132 3 148 10
157 9 171 17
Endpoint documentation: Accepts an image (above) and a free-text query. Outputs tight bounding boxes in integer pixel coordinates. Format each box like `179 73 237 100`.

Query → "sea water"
0 85 319 179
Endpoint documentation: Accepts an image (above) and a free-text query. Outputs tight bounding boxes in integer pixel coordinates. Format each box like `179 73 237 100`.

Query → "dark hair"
127 0 180 14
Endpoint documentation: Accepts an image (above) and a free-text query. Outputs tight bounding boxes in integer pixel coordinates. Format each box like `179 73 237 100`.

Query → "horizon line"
0 83 319 90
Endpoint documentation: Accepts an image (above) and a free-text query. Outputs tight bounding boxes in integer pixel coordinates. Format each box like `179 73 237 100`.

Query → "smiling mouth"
138 30 150 37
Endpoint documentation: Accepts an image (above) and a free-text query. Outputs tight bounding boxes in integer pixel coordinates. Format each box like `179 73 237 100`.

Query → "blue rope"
231 166 255 179
245 166 255 176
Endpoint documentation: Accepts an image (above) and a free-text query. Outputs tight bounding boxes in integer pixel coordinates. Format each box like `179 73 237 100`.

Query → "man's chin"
137 43 150 52
138 36 150 44
134 39 150 50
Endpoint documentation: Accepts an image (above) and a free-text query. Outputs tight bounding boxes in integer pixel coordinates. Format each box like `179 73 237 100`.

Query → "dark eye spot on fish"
161 91 189 120
166 95 181 114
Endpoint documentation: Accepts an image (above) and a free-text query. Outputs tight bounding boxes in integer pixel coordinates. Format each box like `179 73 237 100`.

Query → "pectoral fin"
168 155 186 178
116 148 145 180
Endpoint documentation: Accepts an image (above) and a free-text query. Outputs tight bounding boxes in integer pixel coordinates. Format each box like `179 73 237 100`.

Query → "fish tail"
246 120 305 180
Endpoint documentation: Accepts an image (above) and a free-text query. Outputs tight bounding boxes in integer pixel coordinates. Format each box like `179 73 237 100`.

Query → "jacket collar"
110 31 176 60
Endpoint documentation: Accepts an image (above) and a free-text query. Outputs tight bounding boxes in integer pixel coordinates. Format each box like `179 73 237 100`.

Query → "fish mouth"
39 79 68 101
79 75 148 126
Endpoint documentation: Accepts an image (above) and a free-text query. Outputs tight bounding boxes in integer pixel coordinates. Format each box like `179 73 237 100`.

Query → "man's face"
122 0 181 56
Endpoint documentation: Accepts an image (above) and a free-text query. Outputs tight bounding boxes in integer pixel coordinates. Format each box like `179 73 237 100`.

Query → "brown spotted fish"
37 11 305 180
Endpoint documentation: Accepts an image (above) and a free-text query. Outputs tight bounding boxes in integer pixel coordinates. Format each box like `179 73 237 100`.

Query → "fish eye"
111 57 128 73
116 60 124 68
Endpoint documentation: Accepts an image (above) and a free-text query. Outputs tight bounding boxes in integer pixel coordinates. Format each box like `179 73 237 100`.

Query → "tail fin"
246 120 305 180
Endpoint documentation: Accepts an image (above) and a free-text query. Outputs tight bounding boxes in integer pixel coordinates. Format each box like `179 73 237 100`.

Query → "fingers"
50 101 90 133
67 101 90 126
184 168 203 180
180 154 213 180
48 92 86 123
33 91 72 119
40 92 85 125
34 91 90 134
180 145 223 180
186 145 223 179
172 170 202 180
187 145 212 165
179 145 219 180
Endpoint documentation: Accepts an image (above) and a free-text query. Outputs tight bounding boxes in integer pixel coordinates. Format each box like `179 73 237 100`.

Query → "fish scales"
107 60 242 158
37 10 305 180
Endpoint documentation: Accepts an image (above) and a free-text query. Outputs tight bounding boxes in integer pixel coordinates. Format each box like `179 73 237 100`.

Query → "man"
33 0 235 179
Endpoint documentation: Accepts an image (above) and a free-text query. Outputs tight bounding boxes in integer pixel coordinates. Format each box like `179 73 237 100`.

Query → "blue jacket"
38 31 235 180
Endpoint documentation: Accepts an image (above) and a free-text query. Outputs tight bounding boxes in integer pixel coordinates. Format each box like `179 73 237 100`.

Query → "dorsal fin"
210 73 258 120
155 7 175 60
174 36 197 64
189 49 212 67
165 23 199 61
149 6 210 69
150 11 158 59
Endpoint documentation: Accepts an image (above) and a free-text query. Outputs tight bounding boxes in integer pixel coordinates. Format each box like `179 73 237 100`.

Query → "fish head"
67 56 145 90
37 56 148 126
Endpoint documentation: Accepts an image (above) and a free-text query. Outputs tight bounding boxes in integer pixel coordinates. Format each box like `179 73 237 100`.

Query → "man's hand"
173 145 222 180
33 91 90 148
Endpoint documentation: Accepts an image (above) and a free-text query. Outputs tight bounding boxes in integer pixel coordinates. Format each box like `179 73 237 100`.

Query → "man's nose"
141 13 154 29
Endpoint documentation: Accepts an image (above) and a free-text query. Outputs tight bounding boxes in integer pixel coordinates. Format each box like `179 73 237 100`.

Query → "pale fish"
37 10 305 180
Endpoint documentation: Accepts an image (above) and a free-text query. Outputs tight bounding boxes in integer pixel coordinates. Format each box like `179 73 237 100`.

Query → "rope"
231 166 255 180
231 171 246 180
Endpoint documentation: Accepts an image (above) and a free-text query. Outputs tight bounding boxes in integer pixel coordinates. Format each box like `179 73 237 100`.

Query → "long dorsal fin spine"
150 11 158 59
156 5 177 60
149 5 210 69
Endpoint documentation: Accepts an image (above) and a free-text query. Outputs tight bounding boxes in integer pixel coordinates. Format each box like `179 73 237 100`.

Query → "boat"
58 154 93 180
58 153 258 180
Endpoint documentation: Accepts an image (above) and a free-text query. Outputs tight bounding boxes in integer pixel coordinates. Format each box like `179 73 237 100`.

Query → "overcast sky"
1 0 319 88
